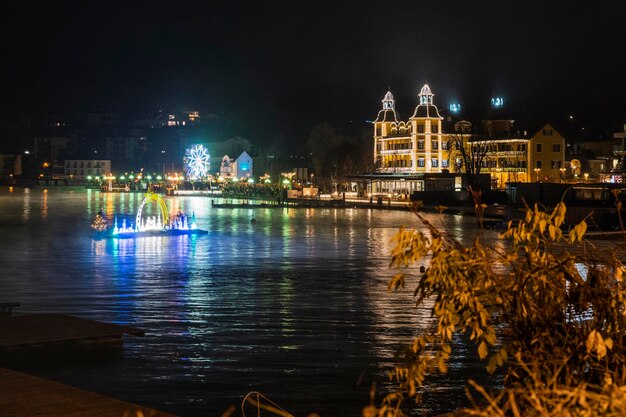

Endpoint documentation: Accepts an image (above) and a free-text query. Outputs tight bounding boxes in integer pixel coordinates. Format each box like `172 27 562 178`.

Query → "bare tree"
447 123 495 191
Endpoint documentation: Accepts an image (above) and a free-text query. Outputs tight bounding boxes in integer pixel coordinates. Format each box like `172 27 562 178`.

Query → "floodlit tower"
410 84 444 172
373 91 399 167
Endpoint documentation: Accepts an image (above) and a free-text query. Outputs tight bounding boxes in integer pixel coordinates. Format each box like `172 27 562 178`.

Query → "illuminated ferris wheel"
184 144 211 179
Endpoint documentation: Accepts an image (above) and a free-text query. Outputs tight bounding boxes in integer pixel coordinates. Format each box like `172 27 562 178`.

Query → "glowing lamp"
247 178 254 183
147 175 152 180
129 175 135 179
120 176 125 180
87 176 93 180
157 175 162 180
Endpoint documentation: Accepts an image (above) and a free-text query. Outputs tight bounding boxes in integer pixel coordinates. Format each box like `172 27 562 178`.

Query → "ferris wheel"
184 144 211 179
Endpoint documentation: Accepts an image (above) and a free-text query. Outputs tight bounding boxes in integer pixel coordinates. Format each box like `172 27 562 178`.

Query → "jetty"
0 367 177 417
0 313 144 361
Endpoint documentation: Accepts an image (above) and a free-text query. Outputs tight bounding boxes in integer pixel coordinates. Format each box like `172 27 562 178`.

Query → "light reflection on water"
0 188 498 417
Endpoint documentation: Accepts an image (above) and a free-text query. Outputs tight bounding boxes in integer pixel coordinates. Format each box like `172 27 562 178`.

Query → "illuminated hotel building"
462 121 567 187
374 84 447 174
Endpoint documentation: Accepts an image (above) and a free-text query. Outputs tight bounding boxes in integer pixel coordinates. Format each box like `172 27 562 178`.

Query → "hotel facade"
370 85 566 193
373 84 448 174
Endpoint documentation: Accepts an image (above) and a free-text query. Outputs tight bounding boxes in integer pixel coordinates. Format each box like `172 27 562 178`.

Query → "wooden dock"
0 314 144 364
0 367 178 417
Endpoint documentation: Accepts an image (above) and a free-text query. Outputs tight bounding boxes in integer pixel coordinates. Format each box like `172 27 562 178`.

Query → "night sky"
2 1 625 139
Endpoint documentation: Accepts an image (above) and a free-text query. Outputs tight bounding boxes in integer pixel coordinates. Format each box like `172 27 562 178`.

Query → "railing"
377 167 415 173
487 151 527 157
380 149 412 155
481 167 528 173
241 391 294 417
380 133 411 139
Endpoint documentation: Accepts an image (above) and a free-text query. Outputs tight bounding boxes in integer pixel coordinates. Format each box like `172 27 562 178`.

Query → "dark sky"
2 1 625 139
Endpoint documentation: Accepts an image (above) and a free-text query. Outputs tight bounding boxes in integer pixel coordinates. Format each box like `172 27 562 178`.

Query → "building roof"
375 109 399 123
411 104 442 119
411 84 442 119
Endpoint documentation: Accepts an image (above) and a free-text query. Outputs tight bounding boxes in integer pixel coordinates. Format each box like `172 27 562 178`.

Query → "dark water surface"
0 188 496 416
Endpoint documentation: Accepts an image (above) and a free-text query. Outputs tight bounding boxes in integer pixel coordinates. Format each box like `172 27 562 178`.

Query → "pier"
0 367 178 417
0 314 144 361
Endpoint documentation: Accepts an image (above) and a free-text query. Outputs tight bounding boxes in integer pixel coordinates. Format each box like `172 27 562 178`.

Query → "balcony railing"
487 151 527 157
377 167 415 173
481 167 527 173
381 132 411 139
380 149 412 155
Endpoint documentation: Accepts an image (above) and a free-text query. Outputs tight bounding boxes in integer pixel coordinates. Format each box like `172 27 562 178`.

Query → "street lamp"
559 167 566 182
534 168 541 182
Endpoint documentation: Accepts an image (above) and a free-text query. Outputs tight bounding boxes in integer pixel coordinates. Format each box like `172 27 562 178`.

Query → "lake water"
0 187 496 416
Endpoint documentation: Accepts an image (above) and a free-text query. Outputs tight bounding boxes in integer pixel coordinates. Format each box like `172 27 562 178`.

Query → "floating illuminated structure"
94 192 207 239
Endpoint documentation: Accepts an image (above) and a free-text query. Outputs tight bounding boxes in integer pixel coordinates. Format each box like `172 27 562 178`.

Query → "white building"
64 159 111 179
233 151 253 178
219 155 234 178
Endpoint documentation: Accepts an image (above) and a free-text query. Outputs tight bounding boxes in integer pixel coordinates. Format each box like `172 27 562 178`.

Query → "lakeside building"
459 121 567 187
370 86 566 192
219 151 253 179
373 84 446 174
368 84 447 195
34 136 70 164
63 159 111 179
0 154 22 181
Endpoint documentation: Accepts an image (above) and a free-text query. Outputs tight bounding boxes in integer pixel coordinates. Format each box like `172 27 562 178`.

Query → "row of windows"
416 124 440 133
65 169 105 176
387 159 411 168
378 141 449 151
377 124 441 136
535 160 562 169
417 158 448 168
65 161 106 168
385 159 450 168
387 143 411 150
481 160 527 168
418 140 448 150
535 143 561 153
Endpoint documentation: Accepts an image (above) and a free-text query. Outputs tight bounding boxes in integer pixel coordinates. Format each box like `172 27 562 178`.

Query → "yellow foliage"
371 201 626 417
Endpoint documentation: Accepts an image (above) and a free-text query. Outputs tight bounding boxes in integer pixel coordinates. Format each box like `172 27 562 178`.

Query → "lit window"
418 158 425 167
432 158 439 168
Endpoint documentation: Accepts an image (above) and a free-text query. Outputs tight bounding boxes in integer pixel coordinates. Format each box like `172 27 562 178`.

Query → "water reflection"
0 189 495 417
22 187 30 222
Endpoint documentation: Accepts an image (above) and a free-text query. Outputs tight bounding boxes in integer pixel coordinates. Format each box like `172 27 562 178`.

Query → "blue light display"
491 97 504 107
449 103 461 113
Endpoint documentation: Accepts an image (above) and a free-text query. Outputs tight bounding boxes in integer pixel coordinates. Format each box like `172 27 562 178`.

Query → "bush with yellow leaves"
367 201 626 417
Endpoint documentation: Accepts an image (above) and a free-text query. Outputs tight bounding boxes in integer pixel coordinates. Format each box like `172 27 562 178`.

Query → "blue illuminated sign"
491 97 504 107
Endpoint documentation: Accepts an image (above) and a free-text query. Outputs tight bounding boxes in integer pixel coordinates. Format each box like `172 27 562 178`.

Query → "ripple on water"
0 188 497 417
